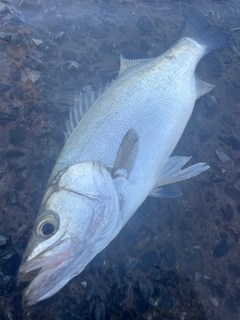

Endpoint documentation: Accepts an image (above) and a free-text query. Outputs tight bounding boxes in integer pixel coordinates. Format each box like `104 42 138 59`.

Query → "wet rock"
162 275 180 288
42 76 59 87
138 251 157 272
0 275 14 296
227 264 240 278
114 283 133 310
159 292 176 310
9 15 25 26
15 181 25 190
0 84 11 92
2 150 25 159
221 204 234 221
24 101 37 117
4 191 18 205
163 246 176 267
22 55 43 70
137 278 153 301
213 239 229 258
225 296 238 313
55 307 83 320
0 31 12 43
10 67 21 82
9 129 25 145
225 183 240 202
0 235 8 247
228 136 240 150
62 49 77 60
136 16 153 32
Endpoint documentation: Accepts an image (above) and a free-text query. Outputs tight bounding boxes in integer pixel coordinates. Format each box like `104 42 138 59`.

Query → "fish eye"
35 212 59 238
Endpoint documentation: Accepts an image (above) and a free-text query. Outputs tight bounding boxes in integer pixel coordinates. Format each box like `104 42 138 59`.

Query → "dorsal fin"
64 83 111 139
118 55 152 75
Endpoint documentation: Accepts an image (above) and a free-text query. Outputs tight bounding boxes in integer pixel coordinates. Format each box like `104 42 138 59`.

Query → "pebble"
0 275 14 296
0 112 15 125
64 78 80 90
138 251 157 272
42 76 59 87
136 16 153 32
0 84 11 92
225 183 240 202
163 246 176 267
221 204 234 222
228 136 240 150
227 264 240 277
0 31 12 43
2 150 25 159
159 292 176 310
225 296 238 313
10 68 21 82
55 307 83 320
137 278 153 301
209 297 219 306
62 49 77 61
0 235 8 247
213 239 229 258
89 26 108 39
9 129 25 145
22 55 43 70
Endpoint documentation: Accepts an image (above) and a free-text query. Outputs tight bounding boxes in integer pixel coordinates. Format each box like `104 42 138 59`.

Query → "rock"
0 235 8 247
227 264 240 278
207 280 225 298
0 112 15 125
137 278 153 301
0 249 16 274
136 16 153 32
138 251 157 272
42 76 59 87
46 14 65 33
13 86 23 100
2 150 25 159
62 49 77 60
64 78 80 90
225 183 240 202
135 300 149 313
0 275 14 296
159 292 176 310
9 129 25 145
213 239 229 258
163 246 176 267
114 283 133 310
228 136 240 150
0 84 11 92
10 67 21 82
225 296 238 313
89 26 108 39
22 55 43 70
18 0 41 18
55 307 83 320
221 204 234 222
0 31 12 43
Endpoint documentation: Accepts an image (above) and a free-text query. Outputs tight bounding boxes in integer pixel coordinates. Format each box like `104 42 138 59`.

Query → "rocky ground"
0 0 240 319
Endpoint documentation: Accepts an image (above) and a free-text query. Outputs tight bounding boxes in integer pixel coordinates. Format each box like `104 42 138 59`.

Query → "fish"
18 10 227 306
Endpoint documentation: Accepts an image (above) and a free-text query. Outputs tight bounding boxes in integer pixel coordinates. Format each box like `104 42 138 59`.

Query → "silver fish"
18 11 226 306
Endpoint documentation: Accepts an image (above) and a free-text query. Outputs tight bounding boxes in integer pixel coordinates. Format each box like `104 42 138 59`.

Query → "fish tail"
182 9 229 54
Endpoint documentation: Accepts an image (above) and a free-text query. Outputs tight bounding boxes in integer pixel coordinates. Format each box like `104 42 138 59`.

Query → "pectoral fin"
113 128 139 177
149 183 183 199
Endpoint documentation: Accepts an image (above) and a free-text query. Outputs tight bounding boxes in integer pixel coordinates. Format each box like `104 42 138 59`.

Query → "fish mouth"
18 237 72 306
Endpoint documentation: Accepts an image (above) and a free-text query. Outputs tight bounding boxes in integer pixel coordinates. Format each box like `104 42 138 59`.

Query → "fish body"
18 11 226 306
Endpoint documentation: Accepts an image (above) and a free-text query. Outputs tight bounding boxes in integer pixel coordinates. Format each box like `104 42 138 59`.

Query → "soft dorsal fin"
118 55 152 75
64 83 111 139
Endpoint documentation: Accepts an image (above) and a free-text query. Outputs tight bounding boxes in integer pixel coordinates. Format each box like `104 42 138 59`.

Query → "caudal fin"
183 9 228 54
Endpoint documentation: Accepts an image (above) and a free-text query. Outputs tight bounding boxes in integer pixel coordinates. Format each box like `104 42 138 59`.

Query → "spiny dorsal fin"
118 55 152 75
64 82 111 139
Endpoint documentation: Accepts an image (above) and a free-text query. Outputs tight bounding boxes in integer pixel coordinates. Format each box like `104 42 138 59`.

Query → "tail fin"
182 9 228 54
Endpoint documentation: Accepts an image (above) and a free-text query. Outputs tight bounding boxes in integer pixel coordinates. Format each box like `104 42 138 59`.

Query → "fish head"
18 161 120 306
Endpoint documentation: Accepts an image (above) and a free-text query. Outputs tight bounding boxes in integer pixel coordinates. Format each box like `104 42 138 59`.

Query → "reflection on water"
0 0 240 319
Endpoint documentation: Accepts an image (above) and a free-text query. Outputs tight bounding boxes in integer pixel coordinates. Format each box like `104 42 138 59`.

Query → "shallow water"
0 0 240 319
